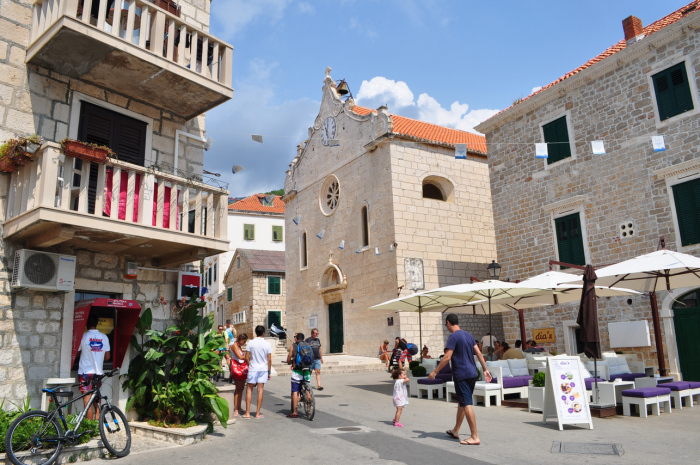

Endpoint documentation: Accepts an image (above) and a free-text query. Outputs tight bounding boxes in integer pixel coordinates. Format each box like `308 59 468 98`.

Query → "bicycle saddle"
42 386 73 397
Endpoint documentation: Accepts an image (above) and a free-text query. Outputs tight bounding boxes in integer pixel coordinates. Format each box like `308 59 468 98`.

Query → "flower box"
61 140 111 164
0 157 18 172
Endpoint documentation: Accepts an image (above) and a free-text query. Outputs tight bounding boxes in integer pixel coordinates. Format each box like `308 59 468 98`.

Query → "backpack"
295 341 314 369
406 343 418 356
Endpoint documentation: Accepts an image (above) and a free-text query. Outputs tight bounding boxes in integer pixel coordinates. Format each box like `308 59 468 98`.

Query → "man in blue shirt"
429 313 491 445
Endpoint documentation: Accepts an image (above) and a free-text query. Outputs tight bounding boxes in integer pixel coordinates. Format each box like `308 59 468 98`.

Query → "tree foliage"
121 298 228 427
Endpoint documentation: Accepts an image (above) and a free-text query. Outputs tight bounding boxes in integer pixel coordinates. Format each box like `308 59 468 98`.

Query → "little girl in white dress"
391 368 410 427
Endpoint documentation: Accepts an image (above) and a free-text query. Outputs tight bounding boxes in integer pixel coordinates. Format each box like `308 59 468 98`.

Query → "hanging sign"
591 141 606 155
542 356 593 430
533 327 556 343
455 143 467 159
651 135 665 152
178 271 201 300
536 143 548 159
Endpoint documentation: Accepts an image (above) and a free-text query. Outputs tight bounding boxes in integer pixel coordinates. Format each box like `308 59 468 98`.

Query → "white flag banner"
455 143 467 160
591 141 606 155
251 135 263 143
536 143 548 159
652 135 666 152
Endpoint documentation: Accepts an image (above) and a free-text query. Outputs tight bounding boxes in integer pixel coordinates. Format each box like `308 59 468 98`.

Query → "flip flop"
254 415 264 419
286 413 299 418
446 430 460 440
317 387 324 391
240 416 250 420
460 439 480 446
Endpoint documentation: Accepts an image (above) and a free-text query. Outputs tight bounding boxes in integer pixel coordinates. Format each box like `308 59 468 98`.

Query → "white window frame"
232 310 246 325
68 91 155 166
358 201 371 252
539 110 577 171
266 275 282 295
544 195 591 269
299 230 308 270
647 56 700 129
655 158 700 253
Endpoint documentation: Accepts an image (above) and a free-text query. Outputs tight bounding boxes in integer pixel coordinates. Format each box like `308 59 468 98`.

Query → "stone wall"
478 19 700 375
252 272 285 331
224 253 254 337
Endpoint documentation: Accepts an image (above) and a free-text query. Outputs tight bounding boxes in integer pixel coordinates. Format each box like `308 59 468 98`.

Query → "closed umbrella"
576 265 602 403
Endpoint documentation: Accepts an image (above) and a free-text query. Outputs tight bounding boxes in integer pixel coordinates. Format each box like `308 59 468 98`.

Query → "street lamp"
487 260 501 280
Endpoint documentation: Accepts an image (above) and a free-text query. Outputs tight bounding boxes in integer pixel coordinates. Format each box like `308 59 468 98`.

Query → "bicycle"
4 368 131 465
297 371 315 421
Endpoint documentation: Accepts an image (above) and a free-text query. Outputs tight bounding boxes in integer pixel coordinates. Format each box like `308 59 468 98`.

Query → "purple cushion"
417 378 445 385
610 373 647 382
436 374 453 382
661 381 691 391
621 387 672 398
584 377 605 390
501 377 523 389
439 364 452 375
687 381 700 389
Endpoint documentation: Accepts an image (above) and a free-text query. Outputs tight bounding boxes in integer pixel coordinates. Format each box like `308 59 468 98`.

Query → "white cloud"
356 77 499 134
212 0 291 37
298 1 314 14
531 86 543 94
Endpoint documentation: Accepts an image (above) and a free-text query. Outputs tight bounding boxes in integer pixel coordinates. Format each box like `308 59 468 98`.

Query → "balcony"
4 143 229 267
26 0 233 120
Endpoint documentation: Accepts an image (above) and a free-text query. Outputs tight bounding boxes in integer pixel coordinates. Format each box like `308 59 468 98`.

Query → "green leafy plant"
121 298 229 428
411 365 427 377
408 360 420 370
60 138 116 158
532 371 546 387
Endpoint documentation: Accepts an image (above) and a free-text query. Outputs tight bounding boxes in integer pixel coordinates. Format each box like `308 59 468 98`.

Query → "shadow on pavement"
411 430 464 442
346 384 393 395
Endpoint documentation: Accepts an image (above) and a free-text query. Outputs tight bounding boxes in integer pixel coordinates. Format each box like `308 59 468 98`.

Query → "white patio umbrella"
558 249 700 375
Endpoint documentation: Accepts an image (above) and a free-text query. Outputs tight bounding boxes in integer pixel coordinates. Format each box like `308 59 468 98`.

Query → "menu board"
542 356 593 430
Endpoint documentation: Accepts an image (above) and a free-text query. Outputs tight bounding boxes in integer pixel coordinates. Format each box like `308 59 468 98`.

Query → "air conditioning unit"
12 249 77 291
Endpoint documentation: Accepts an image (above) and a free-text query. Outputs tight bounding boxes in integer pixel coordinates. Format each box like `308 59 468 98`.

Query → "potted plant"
0 135 44 172
60 138 115 164
528 371 546 413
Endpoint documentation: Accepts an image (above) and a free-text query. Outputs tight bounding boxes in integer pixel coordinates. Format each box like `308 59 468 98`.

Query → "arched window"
422 183 444 200
361 205 370 247
422 176 454 202
300 231 308 269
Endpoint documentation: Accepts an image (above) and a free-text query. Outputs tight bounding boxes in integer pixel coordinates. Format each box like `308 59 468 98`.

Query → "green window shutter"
272 225 283 242
227 287 232 301
213 263 217 282
653 62 694 121
208 267 212 286
673 179 700 246
555 213 586 268
268 276 281 294
244 224 255 240
543 116 571 164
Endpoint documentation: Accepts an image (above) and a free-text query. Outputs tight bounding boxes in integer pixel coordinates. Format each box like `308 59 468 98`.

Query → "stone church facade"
283 70 497 357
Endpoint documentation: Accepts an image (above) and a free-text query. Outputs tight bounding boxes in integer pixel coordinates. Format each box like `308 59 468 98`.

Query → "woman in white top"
230 333 248 416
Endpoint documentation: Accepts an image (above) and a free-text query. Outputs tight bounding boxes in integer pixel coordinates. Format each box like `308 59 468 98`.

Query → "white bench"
417 381 444 400
622 388 672 418
473 382 501 407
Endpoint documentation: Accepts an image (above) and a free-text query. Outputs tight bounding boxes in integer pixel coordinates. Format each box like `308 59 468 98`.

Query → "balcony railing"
26 0 233 119
4 143 229 266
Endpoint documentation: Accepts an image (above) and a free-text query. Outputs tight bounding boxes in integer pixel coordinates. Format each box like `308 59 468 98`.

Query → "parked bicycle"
4 368 131 465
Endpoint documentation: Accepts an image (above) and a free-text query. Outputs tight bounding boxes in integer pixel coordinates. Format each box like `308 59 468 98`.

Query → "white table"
593 381 634 406
635 376 675 389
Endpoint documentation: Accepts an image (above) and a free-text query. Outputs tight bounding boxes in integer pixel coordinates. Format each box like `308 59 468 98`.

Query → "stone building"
0 0 232 407
474 3 700 380
282 70 497 358
223 248 285 337
204 193 285 326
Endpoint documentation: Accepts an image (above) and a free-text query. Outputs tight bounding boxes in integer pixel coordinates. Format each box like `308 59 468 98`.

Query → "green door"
673 290 700 381
328 302 344 353
267 311 281 329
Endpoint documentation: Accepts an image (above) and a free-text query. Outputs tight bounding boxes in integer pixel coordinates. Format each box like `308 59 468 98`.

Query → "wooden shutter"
227 287 232 301
543 116 571 164
213 263 217 282
79 102 147 165
555 213 586 268
268 276 280 294
114 118 147 166
272 225 283 241
244 224 255 240
673 179 700 246
654 62 694 121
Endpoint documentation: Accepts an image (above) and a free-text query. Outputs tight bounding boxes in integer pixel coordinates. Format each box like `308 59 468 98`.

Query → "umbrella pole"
488 297 492 346
594 357 599 404
418 296 423 363
649 291 667 376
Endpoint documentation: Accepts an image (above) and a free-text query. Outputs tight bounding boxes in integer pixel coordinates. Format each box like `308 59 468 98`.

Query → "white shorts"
247 370 269 384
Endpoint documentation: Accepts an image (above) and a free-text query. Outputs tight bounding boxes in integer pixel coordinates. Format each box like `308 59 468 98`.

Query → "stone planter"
528 385 545 412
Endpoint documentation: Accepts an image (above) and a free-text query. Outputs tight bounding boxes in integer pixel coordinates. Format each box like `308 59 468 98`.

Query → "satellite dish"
232 165 244 174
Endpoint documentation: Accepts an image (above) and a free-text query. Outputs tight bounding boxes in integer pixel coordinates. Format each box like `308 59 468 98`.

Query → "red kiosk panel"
71 298 141 369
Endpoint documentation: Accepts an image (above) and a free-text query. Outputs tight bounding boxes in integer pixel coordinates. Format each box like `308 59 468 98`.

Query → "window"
262 197 274 207
672 178 700 246
268 276 281 294
361 205 370 247
243 224 255 240
320 175 340 216
213 263 217 282
653 62 694 121
236 257 240 269
227 287 232 301
422 183 444 201
300 231 308 269
555 213 586 268
208 267 212 286
542 116 571 164
272 225 283 242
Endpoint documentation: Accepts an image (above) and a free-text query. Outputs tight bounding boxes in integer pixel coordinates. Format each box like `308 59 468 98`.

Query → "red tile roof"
353 105 487 155
229 194 285 213
492 1 700 118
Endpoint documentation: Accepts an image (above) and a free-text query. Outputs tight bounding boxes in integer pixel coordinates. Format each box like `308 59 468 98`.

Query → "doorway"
673 289 700 381
267 311 281 330
328 301 344 353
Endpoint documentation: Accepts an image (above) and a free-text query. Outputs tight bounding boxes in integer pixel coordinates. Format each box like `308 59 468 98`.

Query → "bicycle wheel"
301 384 315 421
5 410 63 465
98 406 131 458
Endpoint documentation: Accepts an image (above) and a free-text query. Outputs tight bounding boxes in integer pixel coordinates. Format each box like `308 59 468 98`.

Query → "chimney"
622 15 645 45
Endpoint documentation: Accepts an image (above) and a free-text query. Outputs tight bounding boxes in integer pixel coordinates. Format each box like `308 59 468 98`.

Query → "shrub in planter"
121 298 229 428
532 371 546 387
0 135 43 172
411 365 427 377
408 360 420 370
60 138 115 164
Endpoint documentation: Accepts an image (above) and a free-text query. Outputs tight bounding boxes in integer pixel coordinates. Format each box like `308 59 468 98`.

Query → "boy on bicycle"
286 332 311 418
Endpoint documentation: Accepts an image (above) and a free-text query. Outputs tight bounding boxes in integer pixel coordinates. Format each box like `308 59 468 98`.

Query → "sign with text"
543 356 593 430
533 327 556 344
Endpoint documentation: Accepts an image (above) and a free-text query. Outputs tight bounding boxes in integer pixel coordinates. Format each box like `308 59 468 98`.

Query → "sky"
202 0 690 197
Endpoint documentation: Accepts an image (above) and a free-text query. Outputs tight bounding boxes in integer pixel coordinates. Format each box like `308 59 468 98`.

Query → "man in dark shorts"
429 313 491 445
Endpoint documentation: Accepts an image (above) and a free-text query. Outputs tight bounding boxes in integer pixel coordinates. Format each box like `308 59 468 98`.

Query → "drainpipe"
174 130 207 175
